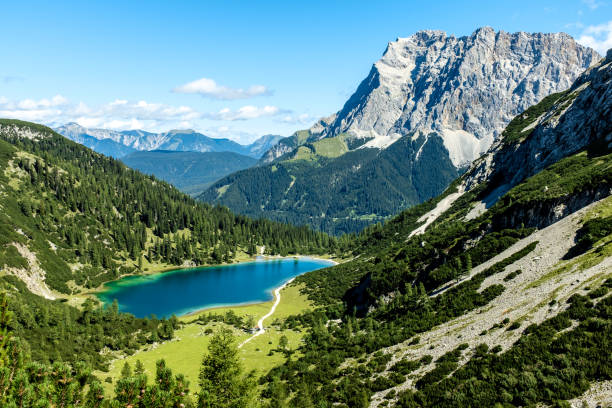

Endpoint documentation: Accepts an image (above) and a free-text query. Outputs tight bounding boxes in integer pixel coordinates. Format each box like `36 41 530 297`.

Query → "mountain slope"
256 50 612 407
154 129 248 154
0 119 334 299
199 133 459 234
200 28 600 234
57 131 137 158
121 150 257 196
55 122 282 159
244 134 284 158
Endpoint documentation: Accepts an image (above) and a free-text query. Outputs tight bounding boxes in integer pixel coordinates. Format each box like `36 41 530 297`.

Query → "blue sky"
1 0 610 143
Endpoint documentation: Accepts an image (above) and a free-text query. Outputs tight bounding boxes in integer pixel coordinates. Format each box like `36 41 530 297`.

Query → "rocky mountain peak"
310 27 600 167
396 29 447 47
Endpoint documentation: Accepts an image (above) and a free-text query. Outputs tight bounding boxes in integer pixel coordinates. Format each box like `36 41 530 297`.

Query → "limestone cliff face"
310 27 600 168
200 29 604 235
465 49 612 194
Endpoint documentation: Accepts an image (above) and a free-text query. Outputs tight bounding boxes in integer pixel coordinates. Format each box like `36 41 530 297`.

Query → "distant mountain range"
121 150 257 196
199 27 600 234
54 123 283 159
53 123 282 194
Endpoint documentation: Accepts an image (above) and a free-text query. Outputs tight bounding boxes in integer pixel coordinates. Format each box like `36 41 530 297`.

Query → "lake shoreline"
173 256 339 319
83 254 339 298
96 256 337 318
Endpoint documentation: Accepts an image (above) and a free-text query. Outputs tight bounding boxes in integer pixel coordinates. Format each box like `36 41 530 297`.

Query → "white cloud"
0 94 296 132
206 105 287 121
103 119 146 130
173 77 272 100
0 95 203 130
72 116 103 128
11 94 69 110
278 113 315 125
577 20 612 54
0 95 67 122
582 0 603 10
204 125 260 144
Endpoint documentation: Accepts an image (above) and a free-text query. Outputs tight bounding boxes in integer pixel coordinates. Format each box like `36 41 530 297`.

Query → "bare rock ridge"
55 123 283 159
465 47 612 195
264 27 599 167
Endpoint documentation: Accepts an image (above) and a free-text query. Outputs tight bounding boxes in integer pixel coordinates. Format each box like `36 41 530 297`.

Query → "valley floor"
95 282 315 395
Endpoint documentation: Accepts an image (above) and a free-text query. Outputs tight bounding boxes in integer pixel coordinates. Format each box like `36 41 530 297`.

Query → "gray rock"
464 48 612 194
307 27 600 168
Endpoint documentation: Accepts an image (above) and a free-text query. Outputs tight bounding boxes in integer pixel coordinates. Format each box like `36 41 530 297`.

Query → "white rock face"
315 27 600 168
0 123 52 141
465 49 612 192
56 122 163 150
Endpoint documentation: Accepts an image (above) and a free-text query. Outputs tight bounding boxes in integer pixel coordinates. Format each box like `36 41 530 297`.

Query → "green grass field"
96 283 314 395
289 134 349 162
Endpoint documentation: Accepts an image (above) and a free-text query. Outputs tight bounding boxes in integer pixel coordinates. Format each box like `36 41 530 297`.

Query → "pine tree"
134 359 145 375
293 382 315 408
120 361 132 379
278 335 288 351
197 328 257 408
266 376 288 408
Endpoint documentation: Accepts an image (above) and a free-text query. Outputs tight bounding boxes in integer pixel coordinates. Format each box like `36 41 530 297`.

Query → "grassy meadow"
96 283 314 395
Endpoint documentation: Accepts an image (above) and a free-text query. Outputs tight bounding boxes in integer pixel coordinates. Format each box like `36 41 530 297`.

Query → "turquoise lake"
96 257 334 318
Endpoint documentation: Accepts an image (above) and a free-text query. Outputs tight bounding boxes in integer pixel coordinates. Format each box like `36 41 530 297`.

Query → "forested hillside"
199 132 458 235
121 150 257 196
254 52 612 407
0 119 339 376
0 119 335 295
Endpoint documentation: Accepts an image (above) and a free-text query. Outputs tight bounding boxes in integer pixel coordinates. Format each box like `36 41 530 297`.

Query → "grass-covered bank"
96 282 315 395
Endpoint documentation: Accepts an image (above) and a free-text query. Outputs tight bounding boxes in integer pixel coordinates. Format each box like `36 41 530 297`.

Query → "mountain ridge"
55 122 283 159
263 27 600 165
200 28 600 235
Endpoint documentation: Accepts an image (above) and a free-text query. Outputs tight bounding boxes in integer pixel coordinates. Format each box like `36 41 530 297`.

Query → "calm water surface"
96 257 333 318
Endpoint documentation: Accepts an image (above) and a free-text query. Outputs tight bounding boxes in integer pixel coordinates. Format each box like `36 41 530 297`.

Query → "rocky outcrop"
313 27 600 167
492 185 612 231
0 122 52 141
465 49 612 194
4 243 55 300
